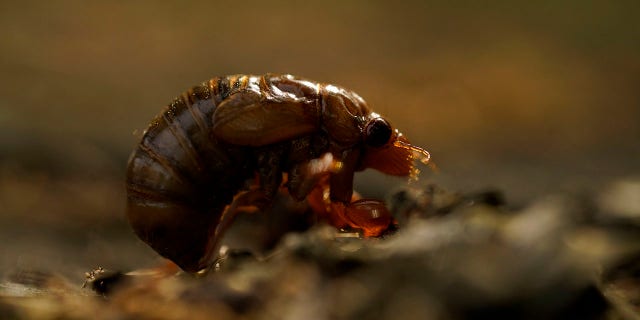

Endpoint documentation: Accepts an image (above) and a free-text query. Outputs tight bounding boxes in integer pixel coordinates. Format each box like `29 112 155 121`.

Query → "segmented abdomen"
126 75 257 272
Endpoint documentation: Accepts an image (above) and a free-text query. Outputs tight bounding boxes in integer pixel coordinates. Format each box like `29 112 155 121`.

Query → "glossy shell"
126 74 421 272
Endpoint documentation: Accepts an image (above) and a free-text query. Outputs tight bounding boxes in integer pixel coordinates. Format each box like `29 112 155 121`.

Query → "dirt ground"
1 1 639 319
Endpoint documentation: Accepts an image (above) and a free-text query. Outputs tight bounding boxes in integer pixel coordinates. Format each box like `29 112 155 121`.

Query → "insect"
126 74 431 273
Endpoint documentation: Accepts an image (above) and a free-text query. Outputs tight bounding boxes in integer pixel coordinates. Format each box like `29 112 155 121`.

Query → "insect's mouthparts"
393 140 431 166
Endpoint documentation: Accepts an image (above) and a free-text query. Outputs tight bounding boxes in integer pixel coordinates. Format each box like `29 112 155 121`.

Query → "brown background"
0 0 638 278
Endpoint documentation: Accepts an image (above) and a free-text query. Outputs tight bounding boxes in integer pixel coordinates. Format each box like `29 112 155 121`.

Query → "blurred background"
0 0 638 279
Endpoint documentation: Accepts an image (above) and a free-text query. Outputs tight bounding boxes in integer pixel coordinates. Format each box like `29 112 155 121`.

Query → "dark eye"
364 118 392 147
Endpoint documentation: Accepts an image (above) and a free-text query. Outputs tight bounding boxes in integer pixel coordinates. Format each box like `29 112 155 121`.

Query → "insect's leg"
306 184 394 237
287 153 339 201
201 146 289 273
328 149 360 203
322 200 394 237
324 149 394 236
303 178 357 230
286 152 354 228
336 199 395 237
288 150 395 236
200 189 266 273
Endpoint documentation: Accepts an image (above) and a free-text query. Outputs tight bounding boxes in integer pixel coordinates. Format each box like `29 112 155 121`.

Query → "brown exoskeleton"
126 74 430 273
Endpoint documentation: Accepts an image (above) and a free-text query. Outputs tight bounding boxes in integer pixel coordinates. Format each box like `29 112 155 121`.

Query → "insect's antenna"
393 140 438 172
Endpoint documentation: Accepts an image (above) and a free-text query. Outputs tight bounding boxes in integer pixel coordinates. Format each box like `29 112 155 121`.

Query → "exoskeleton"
126 74 430 273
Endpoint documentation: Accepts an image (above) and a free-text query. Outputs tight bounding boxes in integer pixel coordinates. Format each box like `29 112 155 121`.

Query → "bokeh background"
1 0 638 279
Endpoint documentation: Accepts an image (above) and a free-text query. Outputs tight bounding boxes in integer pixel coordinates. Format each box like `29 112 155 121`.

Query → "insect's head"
358 113 431 178
319 84 431 178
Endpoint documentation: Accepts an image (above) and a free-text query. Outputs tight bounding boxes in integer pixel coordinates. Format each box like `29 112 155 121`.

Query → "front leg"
306 184 395 237
304 149 395 237
327 200 395 237
328 149 360 203
287 153 340 201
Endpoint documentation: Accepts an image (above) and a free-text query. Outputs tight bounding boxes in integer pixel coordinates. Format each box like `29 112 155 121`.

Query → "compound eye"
364 118 392 148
